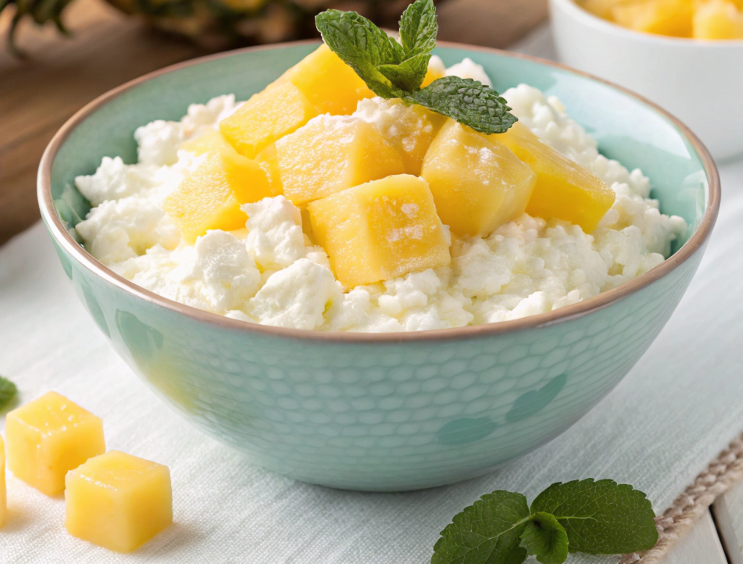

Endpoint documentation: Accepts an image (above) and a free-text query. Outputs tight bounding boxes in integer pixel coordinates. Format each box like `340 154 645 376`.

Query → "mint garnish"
432 479 658 564
0 375 17 411
315 0 517 134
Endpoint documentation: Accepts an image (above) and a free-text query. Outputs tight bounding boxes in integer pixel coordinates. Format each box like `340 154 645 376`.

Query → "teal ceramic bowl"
38 42 719 492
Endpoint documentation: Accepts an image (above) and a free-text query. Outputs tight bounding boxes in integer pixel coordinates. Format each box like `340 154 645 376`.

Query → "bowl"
551 0 743 162
38 41 719 492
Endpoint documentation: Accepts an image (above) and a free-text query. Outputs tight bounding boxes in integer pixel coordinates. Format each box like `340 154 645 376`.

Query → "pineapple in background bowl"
2 0 450 52
578 0 743 39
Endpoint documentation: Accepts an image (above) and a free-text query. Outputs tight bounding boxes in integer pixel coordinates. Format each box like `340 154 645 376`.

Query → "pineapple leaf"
405 76 517 134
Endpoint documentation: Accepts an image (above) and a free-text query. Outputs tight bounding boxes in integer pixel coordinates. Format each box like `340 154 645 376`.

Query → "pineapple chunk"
495 122 616 233
0 436 6 529
355 98 446 176
308 175 451 288
580 0 636 19
219 82 318 158
612 0 694 37
257 115 405 206
179 129 239 157
421 65 445 88
693 0 743 39
65 451 172 553
421 119 537 237
275 44 374 115
163 150 273 243
5 392 105 496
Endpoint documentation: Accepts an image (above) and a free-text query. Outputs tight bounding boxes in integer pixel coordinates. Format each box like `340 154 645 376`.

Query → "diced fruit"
0 436 6 529
65 451 172 553
163 150 273 243
355 99 446 176
258 116 405 206
421 119 537 237
580 0 636 19
308 174 451 288
274 44 374 115
179 130 239 157
494 122 616 233
219 82 318 158
5 392 105 496
693 0 743 39
612 0 694 37
421 65 445 88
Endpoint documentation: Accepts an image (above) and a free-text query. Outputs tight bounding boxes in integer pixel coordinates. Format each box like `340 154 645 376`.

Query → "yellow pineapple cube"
0 436 6 529
495 122 616 233
308 174 451 288
693 0 743 39
163 150 273 243
257 115 405 206
421 65 445 88
5 392 105 496
219 82 318 158
355 99 446 176
580 0 636 19
421 119 537 237
275 44 374 115
612 0 694 37
179 129 238 157
65 451 172 553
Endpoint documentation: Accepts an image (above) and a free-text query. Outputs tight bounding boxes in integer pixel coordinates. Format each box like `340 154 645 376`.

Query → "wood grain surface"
0 0 547 246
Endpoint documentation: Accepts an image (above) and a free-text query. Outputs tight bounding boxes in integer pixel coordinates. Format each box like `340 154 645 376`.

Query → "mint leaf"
520 512 569 564
0 376 17 411
530 479 658 555
406 76 517 135
316 10 404 98
398 0 437 89
431 491 530 564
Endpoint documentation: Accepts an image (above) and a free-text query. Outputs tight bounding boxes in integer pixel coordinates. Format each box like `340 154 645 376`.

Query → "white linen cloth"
1 29 742 563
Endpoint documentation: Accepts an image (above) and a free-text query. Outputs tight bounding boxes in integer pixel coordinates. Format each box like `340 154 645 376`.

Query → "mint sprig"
432 479 658 564
315 0 517 134
0 375 17 411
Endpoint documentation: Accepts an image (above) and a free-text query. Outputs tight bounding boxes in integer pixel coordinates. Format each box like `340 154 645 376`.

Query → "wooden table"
0 0 548 246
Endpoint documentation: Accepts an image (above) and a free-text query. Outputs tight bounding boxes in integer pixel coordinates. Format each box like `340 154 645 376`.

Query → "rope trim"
618 434 743 564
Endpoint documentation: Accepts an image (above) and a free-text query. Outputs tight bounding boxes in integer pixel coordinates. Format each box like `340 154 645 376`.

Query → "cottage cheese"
74 61 687 332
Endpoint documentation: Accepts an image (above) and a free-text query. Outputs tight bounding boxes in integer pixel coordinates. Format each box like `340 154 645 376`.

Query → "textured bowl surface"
38 42 719 491
551 0 743 162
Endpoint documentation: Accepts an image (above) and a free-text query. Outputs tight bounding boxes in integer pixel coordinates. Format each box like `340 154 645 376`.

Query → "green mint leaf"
0 376 18 411
377 54 430 92
530 479 659 555
431 491 530 564
406 77 518 134
519 512 569 564
398 0 437 89
315 9 405 98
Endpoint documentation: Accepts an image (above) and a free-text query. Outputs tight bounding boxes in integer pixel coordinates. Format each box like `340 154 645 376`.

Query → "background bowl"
551 0 743 162
38 42 718 492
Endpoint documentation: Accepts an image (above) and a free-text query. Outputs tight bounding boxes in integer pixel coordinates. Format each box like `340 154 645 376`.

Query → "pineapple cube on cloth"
65 451 173 553
421 119 537 237
495 122 615 233
257 115 405 206
274 44 374 115
693 0 743 39
308 174 451 288
5 392 105 496
163 149 273 242
219 81 318 158
0 436 6 529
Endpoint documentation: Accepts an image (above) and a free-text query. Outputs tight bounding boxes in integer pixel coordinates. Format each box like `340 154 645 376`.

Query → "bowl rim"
38 39 721 344
551 0 743 47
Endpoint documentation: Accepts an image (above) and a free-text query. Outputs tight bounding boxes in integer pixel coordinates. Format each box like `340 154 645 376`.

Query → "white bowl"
550 0 743 161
